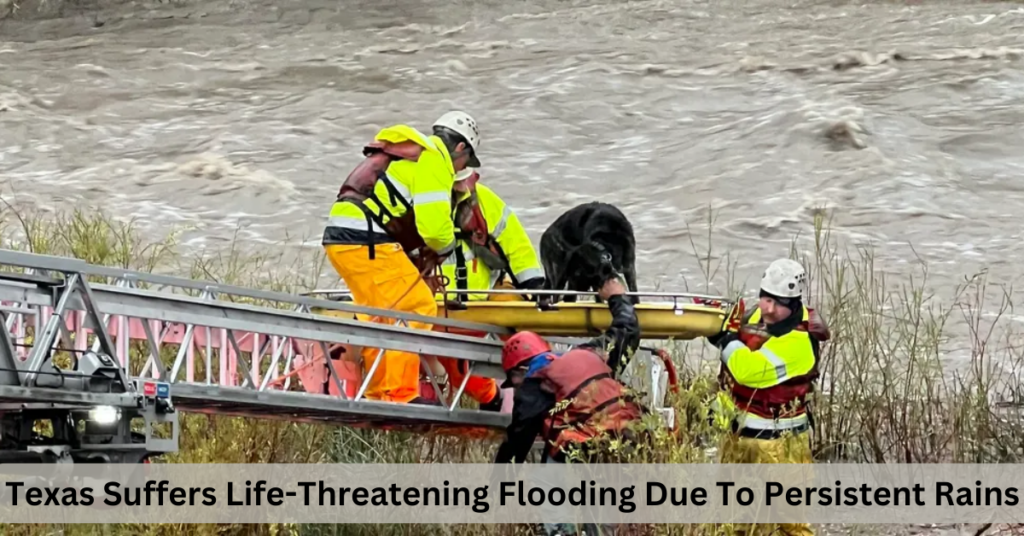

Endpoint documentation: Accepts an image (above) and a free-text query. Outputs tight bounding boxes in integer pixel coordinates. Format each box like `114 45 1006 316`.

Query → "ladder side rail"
0 385 140 407
168 383 510 429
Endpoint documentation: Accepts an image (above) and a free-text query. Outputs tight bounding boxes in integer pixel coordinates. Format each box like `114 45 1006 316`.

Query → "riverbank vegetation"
0 205 1022 536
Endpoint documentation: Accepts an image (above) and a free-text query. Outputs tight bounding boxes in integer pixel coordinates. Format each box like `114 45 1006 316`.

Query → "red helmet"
501 331 551 372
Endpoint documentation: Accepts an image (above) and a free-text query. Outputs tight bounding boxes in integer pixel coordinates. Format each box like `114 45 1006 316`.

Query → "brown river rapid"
2 0 1024 376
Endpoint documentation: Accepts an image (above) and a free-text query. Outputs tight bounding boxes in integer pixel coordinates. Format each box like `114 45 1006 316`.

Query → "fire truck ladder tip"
0 249 514 463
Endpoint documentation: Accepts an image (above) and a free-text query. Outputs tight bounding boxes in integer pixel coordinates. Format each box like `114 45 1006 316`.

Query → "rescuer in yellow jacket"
429 168 546 411
322 111 482 404
440 169 545 300
707 258 830 536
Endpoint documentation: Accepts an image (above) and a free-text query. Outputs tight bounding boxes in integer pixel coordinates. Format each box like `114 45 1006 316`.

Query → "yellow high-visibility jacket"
322 125 457 256
436 184 543 301
714 305 819 432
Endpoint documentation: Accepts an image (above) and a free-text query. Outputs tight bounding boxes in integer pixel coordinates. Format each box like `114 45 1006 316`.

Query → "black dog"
538 201 639 306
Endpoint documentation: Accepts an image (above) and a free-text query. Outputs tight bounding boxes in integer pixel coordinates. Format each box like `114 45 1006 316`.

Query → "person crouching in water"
707 258 831 536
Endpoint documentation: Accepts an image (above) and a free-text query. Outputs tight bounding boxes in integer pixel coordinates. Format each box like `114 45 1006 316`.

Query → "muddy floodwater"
3 0 1024 358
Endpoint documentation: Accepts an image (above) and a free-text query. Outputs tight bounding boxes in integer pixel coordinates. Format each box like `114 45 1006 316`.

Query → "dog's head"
568 241 621 288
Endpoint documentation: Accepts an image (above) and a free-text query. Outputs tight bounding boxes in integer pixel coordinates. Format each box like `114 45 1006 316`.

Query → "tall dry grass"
0 205 1022 536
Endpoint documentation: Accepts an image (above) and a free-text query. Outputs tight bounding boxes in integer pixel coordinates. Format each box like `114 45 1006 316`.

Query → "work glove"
707 330 739 350
478 388 503 412
517 276 546 303
518 276 546 290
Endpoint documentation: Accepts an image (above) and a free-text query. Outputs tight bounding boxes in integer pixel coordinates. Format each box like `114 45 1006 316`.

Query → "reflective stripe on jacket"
322 125 457 256
717 305 819 432
438 184 543 300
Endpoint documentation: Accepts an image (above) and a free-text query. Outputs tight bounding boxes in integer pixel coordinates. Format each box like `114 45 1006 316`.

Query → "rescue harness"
335 140 442 278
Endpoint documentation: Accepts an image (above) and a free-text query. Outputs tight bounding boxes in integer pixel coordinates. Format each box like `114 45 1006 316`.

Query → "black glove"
518 276 546 290
707 330 739 349
479 388 503 412
517 276 546 303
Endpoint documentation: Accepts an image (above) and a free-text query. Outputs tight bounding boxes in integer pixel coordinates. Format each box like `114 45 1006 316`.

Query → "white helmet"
433 111 481 166
760 258 807 299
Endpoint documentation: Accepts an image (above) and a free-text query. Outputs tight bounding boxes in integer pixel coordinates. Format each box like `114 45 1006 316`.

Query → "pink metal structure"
3 300 363 395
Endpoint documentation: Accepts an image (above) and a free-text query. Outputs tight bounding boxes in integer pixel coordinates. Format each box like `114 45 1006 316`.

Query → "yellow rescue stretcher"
304 288 731 341
435 298 727 340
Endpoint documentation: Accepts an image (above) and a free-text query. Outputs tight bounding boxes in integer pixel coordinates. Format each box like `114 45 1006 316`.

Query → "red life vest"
450 177 513 291
723 309 823 421
530 348 643 458
336 140 431 264
452 171 489 247
455 193 494 252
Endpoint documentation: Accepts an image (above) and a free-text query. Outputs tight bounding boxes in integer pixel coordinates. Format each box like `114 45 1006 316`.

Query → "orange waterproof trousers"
324 243 437 404
437 355 497 404
435 279 521 405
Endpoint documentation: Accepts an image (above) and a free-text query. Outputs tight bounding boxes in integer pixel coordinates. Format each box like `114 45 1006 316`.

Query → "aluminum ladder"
0 249 526 461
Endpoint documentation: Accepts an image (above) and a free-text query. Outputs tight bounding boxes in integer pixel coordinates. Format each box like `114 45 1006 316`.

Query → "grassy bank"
0 205 1023 536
